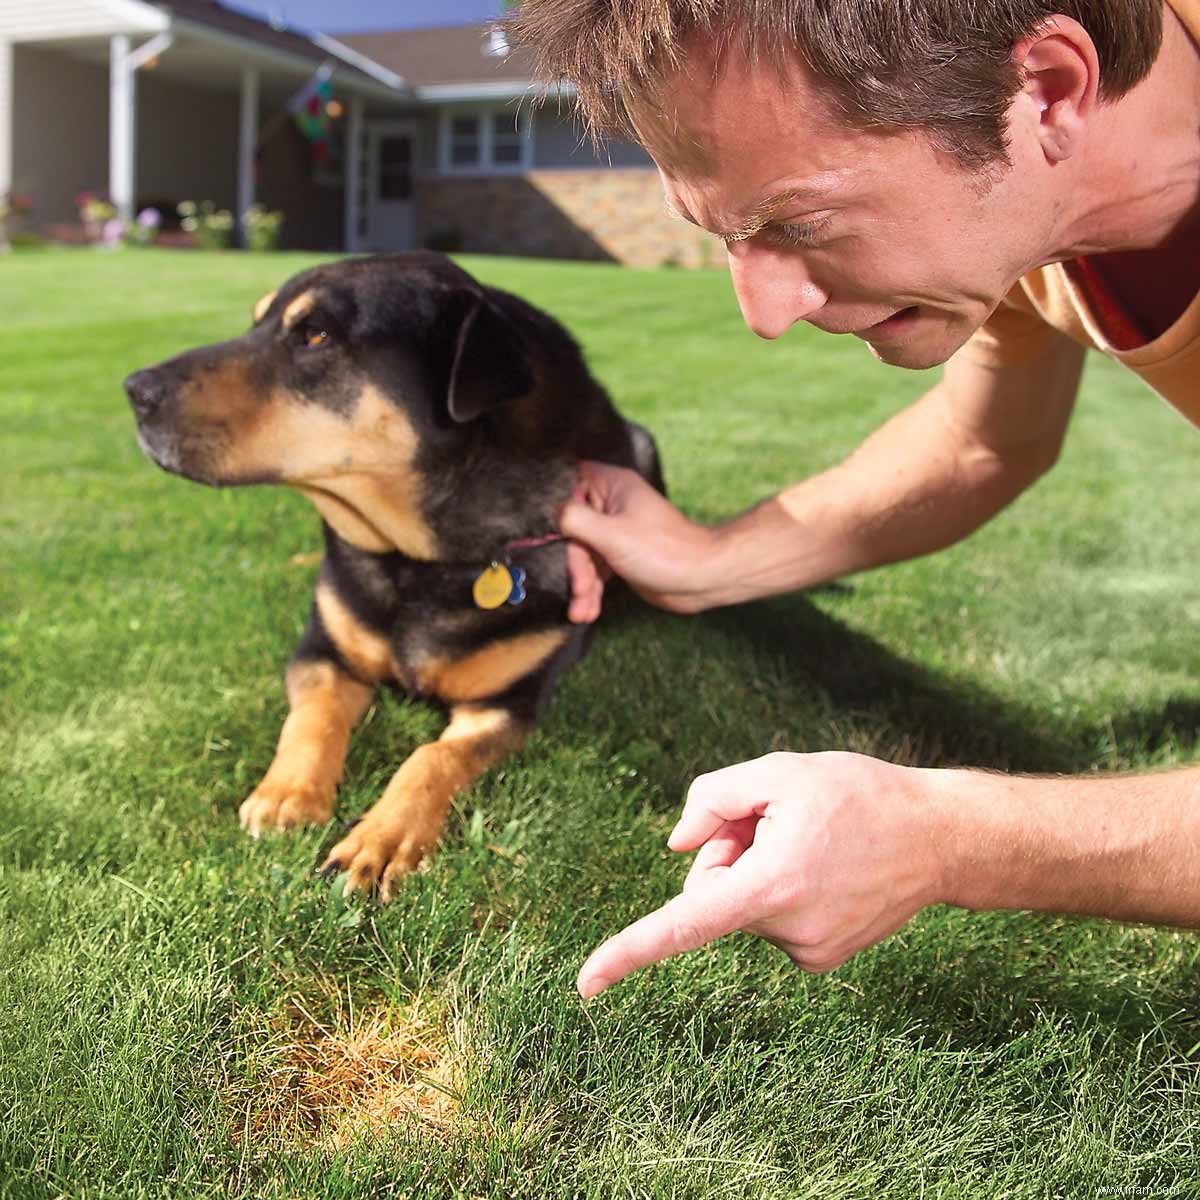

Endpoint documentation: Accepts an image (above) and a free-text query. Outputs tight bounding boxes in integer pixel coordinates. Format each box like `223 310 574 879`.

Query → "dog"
124 251 663 899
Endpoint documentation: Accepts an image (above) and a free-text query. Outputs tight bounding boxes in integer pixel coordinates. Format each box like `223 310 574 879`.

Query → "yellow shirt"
960 0 1200 429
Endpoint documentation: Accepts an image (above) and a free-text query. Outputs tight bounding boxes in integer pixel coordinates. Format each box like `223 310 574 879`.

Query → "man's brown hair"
512 1 1163 170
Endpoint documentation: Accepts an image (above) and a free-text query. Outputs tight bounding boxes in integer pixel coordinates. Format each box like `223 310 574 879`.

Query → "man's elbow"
965 430 1065 503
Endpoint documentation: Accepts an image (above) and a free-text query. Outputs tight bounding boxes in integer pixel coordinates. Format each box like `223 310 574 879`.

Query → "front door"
365 123 416 251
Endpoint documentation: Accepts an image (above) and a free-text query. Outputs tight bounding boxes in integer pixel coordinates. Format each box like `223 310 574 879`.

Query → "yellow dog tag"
472 562 513 609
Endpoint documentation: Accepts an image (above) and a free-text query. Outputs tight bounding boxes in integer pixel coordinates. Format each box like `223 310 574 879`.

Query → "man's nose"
726 241 828 340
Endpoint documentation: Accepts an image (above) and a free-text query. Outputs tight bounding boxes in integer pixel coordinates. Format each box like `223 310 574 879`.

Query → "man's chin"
864 340 950 369
859 313 973 370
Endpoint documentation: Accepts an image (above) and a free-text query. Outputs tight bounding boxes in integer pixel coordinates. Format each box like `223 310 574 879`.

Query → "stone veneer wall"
415 167 725 268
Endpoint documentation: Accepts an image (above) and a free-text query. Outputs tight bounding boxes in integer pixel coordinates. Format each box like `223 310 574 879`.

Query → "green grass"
3 247 1199 1198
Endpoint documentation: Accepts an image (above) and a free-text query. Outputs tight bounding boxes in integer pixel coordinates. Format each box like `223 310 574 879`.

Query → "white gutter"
172 16 412 102
414 79 576 103
311 31 407 91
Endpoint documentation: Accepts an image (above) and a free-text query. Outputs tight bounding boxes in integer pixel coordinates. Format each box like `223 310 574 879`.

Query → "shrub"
9 231 47 251
0 191 34 252
125 207 162 248
242 204 284 252
178 200 234 251
75 192 116 242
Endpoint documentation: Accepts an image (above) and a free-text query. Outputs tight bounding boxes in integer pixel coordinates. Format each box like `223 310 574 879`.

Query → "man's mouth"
857 306 921 338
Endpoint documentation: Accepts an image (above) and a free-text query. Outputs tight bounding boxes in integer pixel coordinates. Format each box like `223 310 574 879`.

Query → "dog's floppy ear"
445 292 533 424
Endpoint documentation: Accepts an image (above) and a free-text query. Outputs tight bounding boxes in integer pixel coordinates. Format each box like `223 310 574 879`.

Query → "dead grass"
234 976 464 1153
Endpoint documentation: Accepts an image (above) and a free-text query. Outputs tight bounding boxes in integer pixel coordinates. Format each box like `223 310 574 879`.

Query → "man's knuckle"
792 919 828 948
668 917 708 953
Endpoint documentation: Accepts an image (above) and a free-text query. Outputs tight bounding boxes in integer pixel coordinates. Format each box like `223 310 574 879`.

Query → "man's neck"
1055 4 1200 260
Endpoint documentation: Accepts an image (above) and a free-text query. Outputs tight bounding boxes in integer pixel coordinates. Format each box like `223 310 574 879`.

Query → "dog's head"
123 252 536 556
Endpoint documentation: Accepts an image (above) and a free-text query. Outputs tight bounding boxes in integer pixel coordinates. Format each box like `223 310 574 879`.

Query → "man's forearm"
929 766 1200 928
696 382 1056 609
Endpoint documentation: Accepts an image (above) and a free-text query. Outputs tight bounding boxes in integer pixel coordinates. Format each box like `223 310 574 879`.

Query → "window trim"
436 103 534 175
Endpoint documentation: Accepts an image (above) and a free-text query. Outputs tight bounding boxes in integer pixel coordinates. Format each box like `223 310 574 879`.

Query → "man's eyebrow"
663 188 823 241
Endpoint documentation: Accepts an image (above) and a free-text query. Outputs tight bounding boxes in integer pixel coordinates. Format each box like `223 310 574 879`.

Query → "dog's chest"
320 548 570 706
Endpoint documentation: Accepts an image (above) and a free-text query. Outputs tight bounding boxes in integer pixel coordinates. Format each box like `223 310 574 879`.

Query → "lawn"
2 247 1198 1199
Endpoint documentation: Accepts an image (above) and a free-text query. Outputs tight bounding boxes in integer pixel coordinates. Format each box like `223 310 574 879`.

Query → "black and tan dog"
125 251 662 899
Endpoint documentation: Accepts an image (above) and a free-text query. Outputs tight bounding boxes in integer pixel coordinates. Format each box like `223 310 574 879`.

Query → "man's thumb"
558 497 618 553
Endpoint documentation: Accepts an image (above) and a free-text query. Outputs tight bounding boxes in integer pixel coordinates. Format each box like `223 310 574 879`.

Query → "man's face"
641 42 1058 368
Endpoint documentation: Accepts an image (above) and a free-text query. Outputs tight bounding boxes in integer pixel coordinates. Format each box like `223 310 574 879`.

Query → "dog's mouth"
134 422 183 474
132 416 251 487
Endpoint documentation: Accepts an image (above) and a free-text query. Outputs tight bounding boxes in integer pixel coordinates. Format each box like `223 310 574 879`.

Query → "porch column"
236 67 258 242
344 95 363 252
0 40 13 199
109 35 135 221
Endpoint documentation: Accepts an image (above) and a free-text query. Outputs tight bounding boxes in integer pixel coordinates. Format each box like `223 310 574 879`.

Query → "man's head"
515 1 1164 366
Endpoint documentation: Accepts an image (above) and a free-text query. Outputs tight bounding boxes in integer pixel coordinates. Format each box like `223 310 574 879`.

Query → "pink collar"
506 532 565 552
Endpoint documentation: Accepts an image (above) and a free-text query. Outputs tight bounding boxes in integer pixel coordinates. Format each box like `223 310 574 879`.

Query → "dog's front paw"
318 815 438 902
239 781 334 836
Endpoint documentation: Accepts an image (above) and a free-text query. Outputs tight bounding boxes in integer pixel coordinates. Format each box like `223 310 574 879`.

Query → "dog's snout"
124 368 166 418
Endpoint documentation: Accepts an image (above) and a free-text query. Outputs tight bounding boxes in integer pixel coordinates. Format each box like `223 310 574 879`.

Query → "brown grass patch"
235 977 464 1152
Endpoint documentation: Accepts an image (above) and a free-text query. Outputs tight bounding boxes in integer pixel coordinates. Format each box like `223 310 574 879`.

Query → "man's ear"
1013 16 1099 163
446 292 533 424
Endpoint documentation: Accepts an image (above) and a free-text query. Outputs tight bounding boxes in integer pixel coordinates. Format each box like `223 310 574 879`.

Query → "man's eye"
758 217 833 249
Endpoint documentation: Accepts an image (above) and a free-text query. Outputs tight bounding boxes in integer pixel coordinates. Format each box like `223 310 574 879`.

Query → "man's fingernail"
578 974 610 1000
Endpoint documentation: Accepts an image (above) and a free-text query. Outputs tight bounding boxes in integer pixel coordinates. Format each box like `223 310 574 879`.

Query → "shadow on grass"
656 590 1197 775
1107 698 1200 762
703 593 1081 772
591 587 1083 805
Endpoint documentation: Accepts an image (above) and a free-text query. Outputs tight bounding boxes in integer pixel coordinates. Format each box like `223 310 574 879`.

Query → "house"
0 0 720 265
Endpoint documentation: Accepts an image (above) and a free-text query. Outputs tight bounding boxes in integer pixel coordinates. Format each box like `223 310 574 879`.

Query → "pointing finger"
576 864 762 998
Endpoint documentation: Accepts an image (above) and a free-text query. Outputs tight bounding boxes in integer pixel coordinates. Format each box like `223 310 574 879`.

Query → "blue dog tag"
506 565 527 605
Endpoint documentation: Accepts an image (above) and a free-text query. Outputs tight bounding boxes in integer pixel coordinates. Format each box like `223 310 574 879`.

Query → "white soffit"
0 0 167 41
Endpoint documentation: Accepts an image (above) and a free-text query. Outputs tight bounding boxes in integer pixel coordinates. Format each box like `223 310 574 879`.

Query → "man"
512 1 1200 998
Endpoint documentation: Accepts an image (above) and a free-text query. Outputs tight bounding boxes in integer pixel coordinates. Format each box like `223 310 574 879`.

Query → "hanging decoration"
287 63 337 166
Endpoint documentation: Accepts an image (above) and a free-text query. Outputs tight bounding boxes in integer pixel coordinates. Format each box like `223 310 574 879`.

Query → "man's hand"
560 461 720 622
576 751 950 997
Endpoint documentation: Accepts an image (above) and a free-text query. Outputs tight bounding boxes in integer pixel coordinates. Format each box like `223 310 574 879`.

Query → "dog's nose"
124 368 166 418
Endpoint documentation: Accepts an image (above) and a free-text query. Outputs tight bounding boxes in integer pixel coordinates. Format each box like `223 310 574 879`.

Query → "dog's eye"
303 328 330 350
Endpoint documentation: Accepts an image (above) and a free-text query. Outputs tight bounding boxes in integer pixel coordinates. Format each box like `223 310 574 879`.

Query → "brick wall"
415 167 725 268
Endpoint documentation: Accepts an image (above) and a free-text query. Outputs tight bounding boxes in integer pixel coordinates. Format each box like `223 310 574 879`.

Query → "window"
450 115 482 167
491 112 523 165
440 106 530 172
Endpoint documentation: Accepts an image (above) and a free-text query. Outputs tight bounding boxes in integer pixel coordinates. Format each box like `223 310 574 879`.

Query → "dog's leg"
318 704 527 901
239 660 374 836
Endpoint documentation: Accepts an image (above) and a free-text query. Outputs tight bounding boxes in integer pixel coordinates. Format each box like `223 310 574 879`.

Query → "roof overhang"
170 16 412 102
7 0 412 104
2 0 168 41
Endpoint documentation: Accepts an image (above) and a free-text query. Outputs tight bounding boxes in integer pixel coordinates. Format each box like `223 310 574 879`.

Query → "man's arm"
561 333 1086 618
941 767 1200 927
576 754 1200 998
